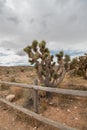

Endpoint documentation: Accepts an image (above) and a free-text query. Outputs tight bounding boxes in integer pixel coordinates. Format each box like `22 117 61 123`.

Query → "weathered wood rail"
0 81 87 97
0 80 87 130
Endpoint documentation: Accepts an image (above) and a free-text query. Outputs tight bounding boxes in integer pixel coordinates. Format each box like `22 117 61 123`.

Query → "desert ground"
0 66 87 130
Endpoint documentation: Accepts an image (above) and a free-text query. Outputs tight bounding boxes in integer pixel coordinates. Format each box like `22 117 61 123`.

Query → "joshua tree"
70 54 87 79
24 40 70 87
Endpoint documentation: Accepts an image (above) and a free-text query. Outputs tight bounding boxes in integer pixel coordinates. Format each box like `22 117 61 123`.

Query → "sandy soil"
0 66 87 130
42 98 87 130
0 105 33 130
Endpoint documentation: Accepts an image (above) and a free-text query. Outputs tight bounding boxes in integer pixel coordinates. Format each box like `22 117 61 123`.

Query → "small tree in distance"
24 40 70 87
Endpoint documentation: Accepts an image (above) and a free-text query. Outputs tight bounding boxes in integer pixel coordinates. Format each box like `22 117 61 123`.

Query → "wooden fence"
0 80 87 130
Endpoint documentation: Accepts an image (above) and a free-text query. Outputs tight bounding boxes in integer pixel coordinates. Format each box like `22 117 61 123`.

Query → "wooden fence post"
33 79 39 113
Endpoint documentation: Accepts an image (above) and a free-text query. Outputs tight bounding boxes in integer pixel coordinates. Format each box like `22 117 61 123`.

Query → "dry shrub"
20 68 24 72
58 94 73 108
10 77 16 82
0 84 10 91
38 91 46 98
10 86 23 99
40 98 48 112
22 89 33 109
6 70 10 74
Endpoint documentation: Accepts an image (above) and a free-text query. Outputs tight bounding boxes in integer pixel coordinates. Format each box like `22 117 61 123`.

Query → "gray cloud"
0 0 6 12
0 47 28 66
16 50 26 56
7 16 19 24
0 0 87 52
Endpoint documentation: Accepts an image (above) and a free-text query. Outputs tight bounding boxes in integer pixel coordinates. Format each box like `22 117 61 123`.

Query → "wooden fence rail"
0 81 87 97
0 98 78 130
0 80 87 130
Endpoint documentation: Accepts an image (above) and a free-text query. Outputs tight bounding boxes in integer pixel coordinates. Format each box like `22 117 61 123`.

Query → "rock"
74 106 77 109
33 127 37 130
67 109 71 112
75 117 78 120
56 108 59 111
6 94 15 102
49 102 53 105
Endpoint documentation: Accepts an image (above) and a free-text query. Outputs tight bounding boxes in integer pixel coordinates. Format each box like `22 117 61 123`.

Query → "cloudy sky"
0 0 87 66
